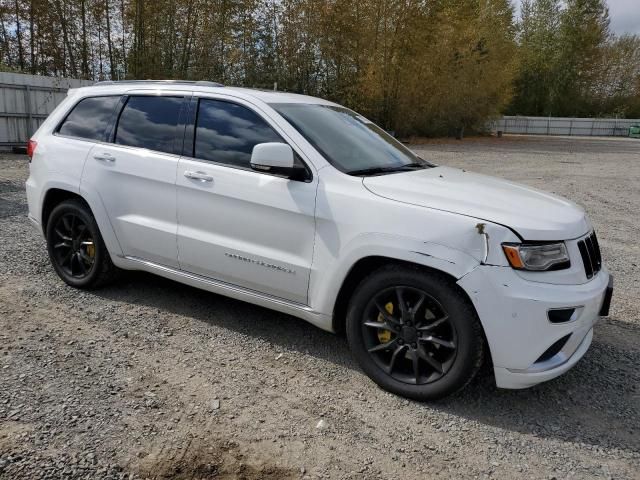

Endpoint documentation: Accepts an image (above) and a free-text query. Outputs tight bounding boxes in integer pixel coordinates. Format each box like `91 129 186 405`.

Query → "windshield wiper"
347 162 427 176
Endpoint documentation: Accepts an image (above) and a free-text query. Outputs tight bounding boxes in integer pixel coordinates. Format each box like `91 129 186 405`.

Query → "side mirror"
250 142 306 180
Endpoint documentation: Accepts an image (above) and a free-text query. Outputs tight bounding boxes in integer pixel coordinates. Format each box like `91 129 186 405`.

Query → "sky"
606 0 640 35
515 0 640 35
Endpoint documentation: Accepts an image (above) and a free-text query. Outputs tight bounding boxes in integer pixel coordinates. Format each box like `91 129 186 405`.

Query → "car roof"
69 81 339 107
225 87 338 106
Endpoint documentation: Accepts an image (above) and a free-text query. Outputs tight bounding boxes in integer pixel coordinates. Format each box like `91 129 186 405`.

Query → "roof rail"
92 80 224 87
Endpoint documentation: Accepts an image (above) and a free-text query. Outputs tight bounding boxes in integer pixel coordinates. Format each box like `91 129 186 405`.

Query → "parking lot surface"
0 135 638 479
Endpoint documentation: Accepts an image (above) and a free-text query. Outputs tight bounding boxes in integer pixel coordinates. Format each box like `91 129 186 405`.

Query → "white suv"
25 80 613 400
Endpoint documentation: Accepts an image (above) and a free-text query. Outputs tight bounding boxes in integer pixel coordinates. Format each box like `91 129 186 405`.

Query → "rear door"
176 96 317 304
81 92 189 268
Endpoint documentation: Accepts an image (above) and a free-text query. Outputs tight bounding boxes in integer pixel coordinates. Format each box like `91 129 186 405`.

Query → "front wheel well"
332 256 493 375
41 189 87 233
332 256 463 334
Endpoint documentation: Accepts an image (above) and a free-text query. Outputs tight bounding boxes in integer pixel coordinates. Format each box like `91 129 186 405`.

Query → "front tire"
346 265 484 400
46 199 119 289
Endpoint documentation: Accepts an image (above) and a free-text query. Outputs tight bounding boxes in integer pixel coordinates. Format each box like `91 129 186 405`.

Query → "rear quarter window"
58 96 120 141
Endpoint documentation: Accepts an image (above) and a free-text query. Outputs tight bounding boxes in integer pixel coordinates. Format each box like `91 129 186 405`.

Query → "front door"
176 97 317 304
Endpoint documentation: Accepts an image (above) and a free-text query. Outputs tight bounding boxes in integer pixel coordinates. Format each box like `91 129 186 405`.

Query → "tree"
553 0 611 115
3 0 635 136
510 0 562 115
592 34 640 117
508 0 639 119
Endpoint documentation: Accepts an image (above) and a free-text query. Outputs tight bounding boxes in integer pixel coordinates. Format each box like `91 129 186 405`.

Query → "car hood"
362 166 590 241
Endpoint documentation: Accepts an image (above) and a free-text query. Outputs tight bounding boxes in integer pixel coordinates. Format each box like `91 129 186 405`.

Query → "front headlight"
502 242 570 271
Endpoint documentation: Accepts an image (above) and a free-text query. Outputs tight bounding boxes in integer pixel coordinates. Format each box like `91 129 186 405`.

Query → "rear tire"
346 265 484 400
46 199 119 289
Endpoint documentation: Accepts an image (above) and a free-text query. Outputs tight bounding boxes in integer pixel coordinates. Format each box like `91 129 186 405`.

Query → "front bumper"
458 265 611 389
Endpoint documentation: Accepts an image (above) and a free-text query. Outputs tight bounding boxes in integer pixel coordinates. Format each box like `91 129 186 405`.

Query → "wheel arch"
331 254 493 382
41 188 87 234
331 255 478 335
41 186 124 259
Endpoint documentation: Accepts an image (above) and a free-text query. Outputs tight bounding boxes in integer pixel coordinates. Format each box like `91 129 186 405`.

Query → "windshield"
271 103 433 175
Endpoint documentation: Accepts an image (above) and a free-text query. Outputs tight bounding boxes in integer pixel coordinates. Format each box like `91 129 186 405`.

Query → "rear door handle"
184 170 213 182
93 153 115 162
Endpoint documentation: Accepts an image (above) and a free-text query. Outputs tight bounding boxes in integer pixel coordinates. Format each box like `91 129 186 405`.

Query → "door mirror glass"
250 142 300 178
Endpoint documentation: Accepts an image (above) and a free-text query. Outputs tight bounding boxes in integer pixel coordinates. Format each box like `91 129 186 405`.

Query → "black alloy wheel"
362 286 458 385
46 199 119 289
346 265 485 400
50 213 96 279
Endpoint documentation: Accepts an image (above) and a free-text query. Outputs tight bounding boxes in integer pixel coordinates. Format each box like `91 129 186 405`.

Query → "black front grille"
577 232 602 279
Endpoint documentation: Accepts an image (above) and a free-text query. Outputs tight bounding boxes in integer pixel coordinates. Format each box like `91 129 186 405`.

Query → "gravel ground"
0 135 639 479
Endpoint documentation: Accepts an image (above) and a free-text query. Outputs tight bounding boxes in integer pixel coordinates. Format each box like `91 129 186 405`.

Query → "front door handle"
184 170 213 182
93 153 115 162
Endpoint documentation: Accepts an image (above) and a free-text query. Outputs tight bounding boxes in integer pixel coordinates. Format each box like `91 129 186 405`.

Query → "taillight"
27 139 37 162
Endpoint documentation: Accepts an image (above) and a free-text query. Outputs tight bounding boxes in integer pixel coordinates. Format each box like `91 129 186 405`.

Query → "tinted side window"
194 99 281 168
58 96 120 141
115 96 183 154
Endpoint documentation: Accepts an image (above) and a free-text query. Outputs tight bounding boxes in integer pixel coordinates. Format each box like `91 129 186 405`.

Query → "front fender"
308 232 481 316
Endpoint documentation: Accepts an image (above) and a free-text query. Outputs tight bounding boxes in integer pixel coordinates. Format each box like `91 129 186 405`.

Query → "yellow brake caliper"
86 239 95 259
377 302 394 343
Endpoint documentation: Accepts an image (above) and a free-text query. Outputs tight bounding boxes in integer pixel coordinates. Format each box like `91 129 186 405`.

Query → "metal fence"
490 116 640 137
0 72 93 150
